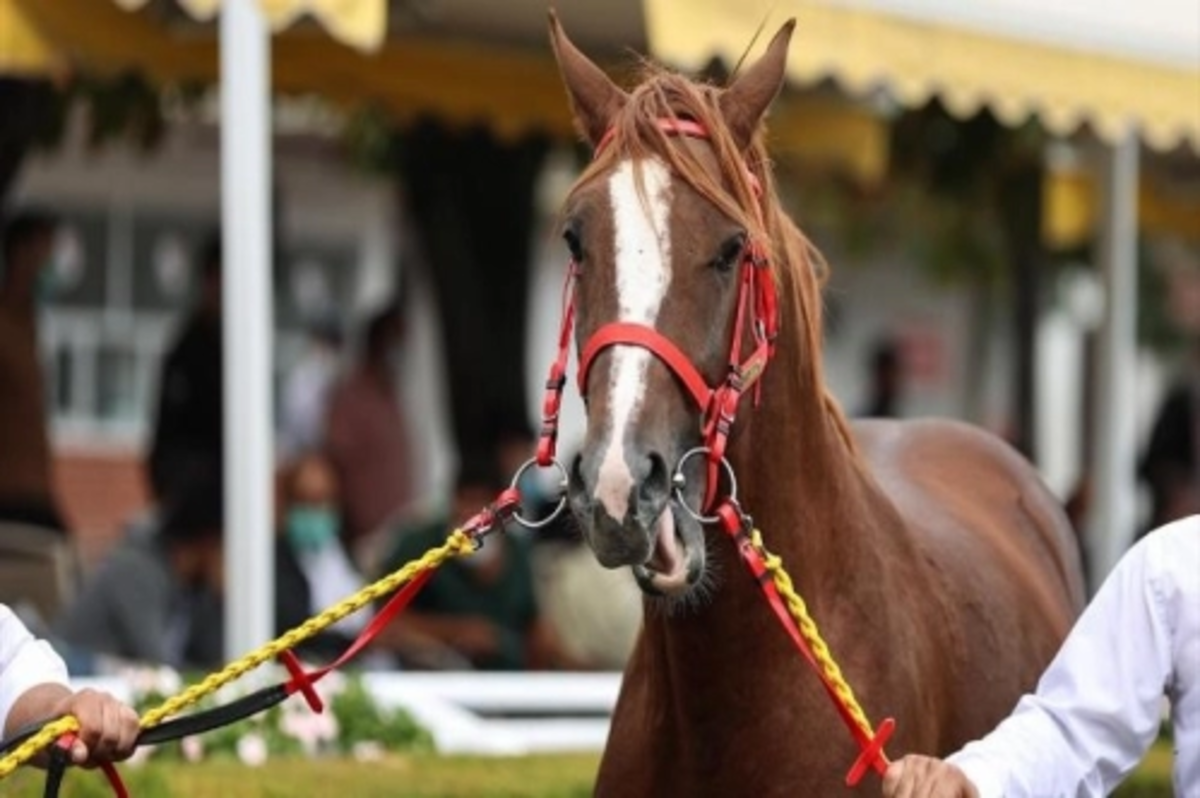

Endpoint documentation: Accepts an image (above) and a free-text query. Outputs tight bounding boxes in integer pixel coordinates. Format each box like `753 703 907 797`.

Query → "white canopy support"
1088 129 1141 592
221 0 275 659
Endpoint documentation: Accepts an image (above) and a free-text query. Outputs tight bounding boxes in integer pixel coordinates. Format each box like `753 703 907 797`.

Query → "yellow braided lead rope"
750 528 881 753
0 529 475 780
141 529 473 729
0 717 80 780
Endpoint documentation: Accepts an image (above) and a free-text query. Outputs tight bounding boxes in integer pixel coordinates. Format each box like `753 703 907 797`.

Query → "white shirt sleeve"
0 604 69 735
947 532 1174 798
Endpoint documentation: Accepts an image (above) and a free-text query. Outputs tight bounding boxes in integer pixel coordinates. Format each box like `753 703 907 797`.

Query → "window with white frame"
39 202 360 448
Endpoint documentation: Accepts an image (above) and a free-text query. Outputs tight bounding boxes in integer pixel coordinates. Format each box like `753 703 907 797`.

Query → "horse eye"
563 226 584 263
711 232 747 272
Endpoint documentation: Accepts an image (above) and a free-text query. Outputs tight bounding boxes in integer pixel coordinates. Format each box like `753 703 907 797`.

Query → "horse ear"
719 19 796 150
548 9 628 147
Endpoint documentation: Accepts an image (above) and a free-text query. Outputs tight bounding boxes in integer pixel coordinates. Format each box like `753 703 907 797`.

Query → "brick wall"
53 447 151 570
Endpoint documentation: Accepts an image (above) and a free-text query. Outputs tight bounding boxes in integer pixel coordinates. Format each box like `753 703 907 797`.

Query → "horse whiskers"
641 534 723 617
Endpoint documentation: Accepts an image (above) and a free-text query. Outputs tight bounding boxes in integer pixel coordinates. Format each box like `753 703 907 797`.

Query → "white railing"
75 672 623 756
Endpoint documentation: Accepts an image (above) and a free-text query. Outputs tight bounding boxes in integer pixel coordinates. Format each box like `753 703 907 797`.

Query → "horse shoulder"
854 416 1083 604
848 417 1086 744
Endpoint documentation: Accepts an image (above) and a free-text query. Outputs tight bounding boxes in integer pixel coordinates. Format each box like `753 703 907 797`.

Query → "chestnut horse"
546 14 1086 798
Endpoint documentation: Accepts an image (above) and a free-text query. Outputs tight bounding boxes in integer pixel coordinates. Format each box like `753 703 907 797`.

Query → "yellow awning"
646 0 1200 153
0 0 64 76
770 97 888 185
1 0 888 182
113 0 386 52
6 0 578 140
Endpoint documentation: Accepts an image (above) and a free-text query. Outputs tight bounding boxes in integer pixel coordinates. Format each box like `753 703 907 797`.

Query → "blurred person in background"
528 522 641 671
1 603 140 768
324 301 413 562
274 451 381 664
147 233 224 503
54 474 225 671
376 458 577 671
1138 339 1200 534
857 334 906 419
0 209 68 535
278 316 344 462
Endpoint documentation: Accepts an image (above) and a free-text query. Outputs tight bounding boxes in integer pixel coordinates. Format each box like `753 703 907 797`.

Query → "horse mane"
568 65 860 455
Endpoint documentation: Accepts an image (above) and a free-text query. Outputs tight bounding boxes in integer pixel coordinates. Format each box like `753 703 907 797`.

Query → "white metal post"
221 0 275 659
1089 129 1140 593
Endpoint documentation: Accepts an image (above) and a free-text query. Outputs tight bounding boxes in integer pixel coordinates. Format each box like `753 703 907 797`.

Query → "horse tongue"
647 509 684 577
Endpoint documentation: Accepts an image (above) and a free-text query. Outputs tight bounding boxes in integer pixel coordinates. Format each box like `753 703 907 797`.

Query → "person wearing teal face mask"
274 452 375 662
286 502 341 553
0 209 68 536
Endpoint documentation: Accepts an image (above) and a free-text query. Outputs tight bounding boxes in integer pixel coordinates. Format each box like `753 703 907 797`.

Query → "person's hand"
47 688 141 767
882 755 979 798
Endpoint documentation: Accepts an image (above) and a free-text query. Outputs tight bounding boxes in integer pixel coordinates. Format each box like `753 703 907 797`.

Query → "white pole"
221 0 274 659
1089 129 1139 593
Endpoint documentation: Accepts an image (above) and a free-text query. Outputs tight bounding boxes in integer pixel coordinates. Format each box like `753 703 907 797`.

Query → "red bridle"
536 117 779 513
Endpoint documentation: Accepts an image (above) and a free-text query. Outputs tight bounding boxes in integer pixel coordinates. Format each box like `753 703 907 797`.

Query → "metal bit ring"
671 446 738 524
510 457 570 530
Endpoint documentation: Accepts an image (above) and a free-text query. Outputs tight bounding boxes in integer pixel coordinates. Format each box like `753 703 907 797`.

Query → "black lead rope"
44 746 69 798
134 683 289 747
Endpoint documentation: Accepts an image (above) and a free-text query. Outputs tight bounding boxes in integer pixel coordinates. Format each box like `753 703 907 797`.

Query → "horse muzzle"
568 447 707 597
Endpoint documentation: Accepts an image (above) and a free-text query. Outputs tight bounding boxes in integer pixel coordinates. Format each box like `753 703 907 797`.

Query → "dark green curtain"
0 78 56 214
395 120 550 472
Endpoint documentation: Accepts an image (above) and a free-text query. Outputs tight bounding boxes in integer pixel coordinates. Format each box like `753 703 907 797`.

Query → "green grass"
1 753 600 798
1113 743 1175 798
1 744 1174 797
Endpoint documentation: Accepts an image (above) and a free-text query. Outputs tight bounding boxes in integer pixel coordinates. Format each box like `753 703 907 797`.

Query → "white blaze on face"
593 158 674 522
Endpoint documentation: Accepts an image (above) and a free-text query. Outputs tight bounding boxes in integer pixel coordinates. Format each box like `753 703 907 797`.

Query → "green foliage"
31 71 187 155
330 676 434 754
340 103 398 174
890 102 1043 200
878 101 1048 291
122 667 431 766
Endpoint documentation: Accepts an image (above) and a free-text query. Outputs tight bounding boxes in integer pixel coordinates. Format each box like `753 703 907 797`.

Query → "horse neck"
642 249 894 696
727 259 884 603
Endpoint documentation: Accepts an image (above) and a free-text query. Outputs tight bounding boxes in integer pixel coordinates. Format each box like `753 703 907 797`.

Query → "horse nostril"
569 452 587 494
637 451 671 511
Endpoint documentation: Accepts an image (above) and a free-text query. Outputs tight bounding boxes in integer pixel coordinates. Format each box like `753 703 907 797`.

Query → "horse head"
548 12 795 599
